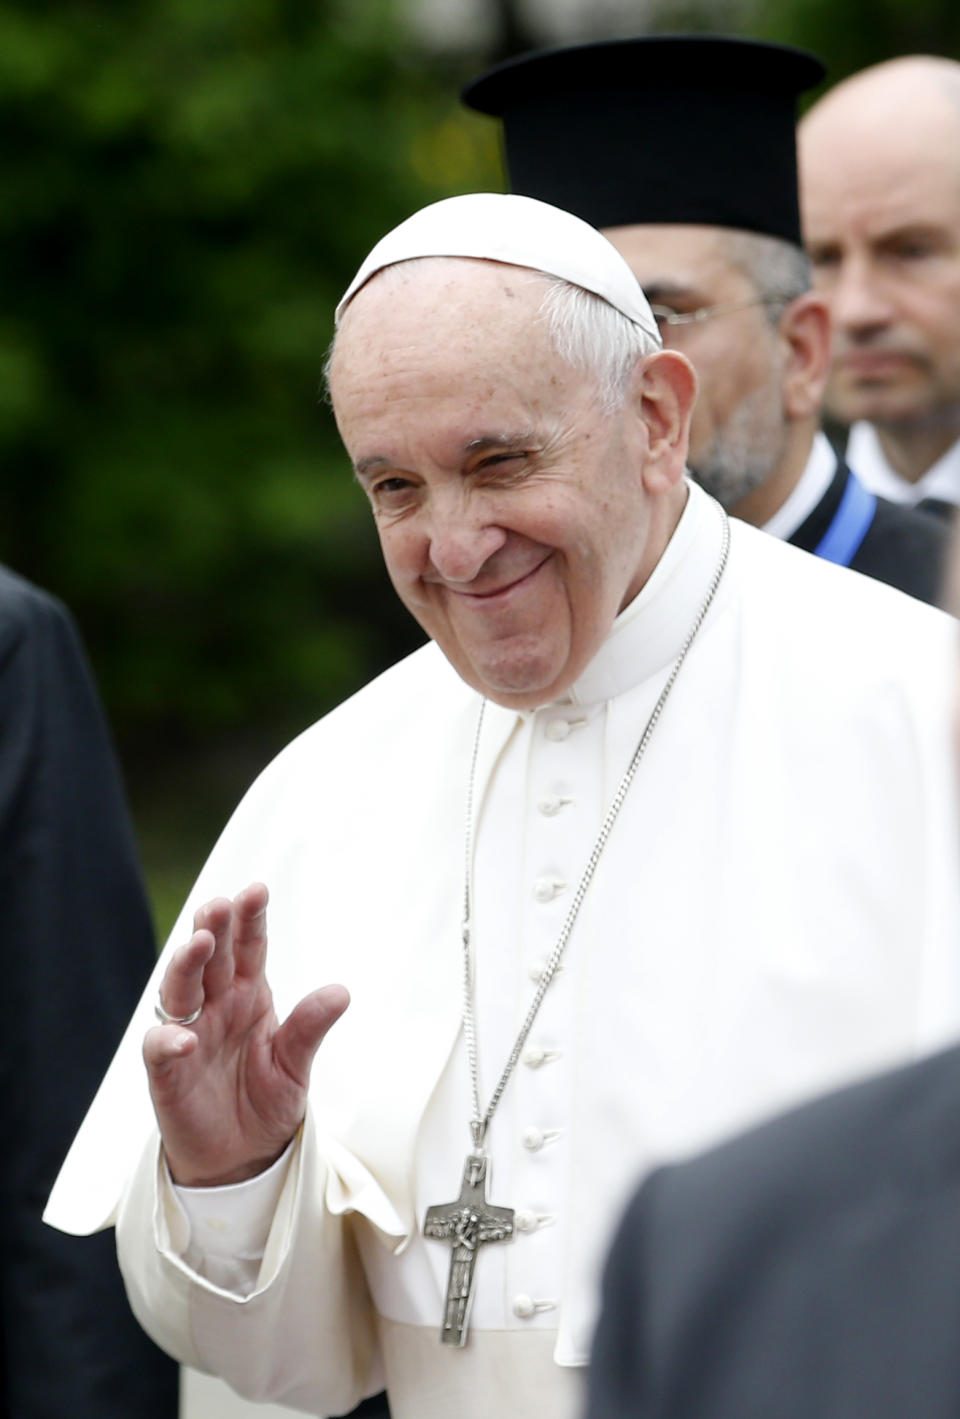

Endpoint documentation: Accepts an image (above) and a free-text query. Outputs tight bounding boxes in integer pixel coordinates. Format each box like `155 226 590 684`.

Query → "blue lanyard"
814 471 877 567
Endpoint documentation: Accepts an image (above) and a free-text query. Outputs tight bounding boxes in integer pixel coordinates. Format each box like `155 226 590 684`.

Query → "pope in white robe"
45 195 960 1419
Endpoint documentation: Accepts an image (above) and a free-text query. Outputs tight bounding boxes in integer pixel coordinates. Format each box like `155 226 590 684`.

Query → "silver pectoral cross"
423 1151 515 1346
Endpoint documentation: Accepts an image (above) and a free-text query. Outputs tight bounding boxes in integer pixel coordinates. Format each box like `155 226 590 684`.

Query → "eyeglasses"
649 295 787 330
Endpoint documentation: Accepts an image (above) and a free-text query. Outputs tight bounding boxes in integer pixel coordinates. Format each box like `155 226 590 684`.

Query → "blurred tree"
0 0 499 912
467 0 960 79
745 0 960 80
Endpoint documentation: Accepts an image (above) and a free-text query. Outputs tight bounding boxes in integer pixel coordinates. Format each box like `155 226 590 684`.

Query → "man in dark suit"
464 35 949 604
1 565 180 1416
800 57 960 521
586 1041 960 1419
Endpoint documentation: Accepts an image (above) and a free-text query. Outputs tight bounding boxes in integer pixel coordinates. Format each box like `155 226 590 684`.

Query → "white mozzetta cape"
46 487 960 1418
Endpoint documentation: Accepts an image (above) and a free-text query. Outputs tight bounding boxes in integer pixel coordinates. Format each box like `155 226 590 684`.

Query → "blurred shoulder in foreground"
588 1040 960 1419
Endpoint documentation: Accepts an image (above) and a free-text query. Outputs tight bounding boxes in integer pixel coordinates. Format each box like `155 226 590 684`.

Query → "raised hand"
143 882 349 1187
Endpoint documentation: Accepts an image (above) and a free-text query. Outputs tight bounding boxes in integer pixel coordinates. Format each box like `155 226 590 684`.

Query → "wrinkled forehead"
327 259 593 449
330 258 551 378
801 144 960 244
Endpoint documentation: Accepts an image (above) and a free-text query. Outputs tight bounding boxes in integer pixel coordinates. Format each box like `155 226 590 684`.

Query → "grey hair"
721 229 812 325
322 256 659 411
535 275 661 414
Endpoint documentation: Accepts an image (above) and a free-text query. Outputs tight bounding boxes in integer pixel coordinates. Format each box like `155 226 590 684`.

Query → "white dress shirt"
761 432 838 541
847 421 960 508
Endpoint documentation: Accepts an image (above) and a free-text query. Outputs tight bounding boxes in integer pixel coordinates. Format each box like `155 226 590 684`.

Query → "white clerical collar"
559 480 726 708
761 432 837 542
847 421 960 508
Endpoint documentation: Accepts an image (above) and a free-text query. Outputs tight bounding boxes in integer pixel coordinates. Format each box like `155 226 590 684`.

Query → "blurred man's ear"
634 350 698 493
779 291 831 421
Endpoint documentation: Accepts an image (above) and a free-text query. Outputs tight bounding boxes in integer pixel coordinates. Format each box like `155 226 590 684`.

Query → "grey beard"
688 385 789 512
690 447 774 511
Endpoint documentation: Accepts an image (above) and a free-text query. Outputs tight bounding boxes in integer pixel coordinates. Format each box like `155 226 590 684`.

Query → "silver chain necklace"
423 506 731 1347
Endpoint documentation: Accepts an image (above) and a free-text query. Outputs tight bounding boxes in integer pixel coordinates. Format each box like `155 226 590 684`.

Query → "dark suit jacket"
790 457 949 606
0 568 179 1417
587 1042 960 1419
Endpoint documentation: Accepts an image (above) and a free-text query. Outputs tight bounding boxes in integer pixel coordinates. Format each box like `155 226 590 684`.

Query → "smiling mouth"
450 556 551 605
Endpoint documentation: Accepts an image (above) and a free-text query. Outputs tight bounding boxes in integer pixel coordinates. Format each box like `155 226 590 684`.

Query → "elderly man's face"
604 225 788 510
800 94 960 430
329 260 665 709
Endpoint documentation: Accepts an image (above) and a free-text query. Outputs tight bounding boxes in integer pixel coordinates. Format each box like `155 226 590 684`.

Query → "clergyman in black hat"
464 35 947 604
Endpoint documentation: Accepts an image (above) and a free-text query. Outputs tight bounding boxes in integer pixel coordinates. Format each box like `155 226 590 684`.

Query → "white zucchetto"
335 191 661 342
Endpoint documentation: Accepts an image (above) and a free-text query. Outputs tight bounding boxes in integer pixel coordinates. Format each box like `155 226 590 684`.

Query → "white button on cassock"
512 1294 536 1319
528 958 562 983
544 719 571 742
522 1126 545 1151
514 1209 538 1233
522 1045 546 1067
532 876 565 903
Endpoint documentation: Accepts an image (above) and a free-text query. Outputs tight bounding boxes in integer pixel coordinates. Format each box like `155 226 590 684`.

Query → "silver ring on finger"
155 994 202 1027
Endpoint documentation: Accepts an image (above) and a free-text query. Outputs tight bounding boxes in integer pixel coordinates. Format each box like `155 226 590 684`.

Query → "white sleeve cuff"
162 1138 298 1294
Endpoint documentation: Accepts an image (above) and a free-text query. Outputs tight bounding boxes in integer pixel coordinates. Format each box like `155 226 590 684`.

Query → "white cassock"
45 483 960 1419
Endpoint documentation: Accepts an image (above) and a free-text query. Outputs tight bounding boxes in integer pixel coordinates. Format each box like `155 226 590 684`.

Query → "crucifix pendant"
423 1151 515 1346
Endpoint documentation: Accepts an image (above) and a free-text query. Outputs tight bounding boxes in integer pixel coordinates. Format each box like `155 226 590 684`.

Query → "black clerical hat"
462 35 825 245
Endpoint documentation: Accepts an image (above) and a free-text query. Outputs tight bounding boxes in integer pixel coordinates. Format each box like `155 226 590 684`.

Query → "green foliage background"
0 0 501 930
2 0 957 935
